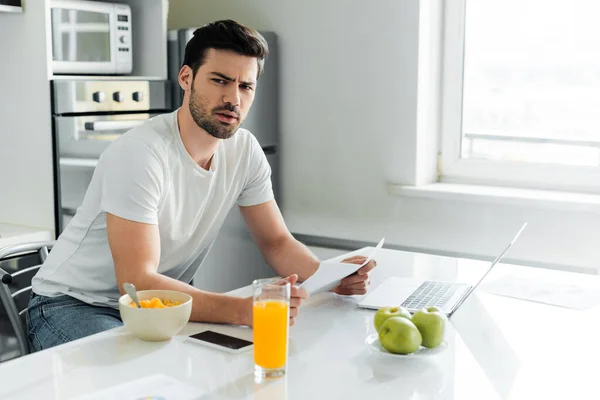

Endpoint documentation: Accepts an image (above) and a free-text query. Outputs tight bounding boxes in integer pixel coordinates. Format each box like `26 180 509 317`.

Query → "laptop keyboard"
401 281 458 310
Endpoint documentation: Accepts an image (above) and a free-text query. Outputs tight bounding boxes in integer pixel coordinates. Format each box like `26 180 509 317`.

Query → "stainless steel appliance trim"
52 80 171 114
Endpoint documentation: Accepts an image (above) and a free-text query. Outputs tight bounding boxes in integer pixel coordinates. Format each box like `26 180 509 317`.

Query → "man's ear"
178 65 193 91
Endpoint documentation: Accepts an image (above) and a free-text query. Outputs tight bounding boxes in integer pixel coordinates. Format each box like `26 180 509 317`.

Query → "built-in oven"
50 0 132 75
51 79 171 233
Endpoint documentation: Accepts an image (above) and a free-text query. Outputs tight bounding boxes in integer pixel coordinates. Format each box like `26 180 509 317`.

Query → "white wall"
0 4 55 233
168 0 600 274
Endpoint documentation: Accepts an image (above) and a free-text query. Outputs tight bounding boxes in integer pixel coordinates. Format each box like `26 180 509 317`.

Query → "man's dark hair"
182 20 269 78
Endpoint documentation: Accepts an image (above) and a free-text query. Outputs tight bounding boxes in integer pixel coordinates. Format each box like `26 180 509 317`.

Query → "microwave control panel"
115 6 132 61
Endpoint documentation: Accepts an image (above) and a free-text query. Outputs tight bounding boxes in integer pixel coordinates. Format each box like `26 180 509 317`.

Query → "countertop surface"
2 247 600 399
0 224 52 249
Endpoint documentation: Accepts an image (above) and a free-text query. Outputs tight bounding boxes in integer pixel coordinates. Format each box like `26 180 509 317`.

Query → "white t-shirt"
32 110 274 307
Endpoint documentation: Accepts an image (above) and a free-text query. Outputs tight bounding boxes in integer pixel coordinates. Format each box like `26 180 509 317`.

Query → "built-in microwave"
50 0 132 75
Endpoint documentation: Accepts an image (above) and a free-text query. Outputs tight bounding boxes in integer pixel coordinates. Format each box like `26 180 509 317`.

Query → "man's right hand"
279 274 308 326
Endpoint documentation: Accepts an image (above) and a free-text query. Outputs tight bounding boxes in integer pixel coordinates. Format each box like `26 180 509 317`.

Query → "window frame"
440 0 600 194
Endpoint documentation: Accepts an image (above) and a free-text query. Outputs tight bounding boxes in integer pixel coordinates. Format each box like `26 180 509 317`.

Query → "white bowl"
118 290 192 342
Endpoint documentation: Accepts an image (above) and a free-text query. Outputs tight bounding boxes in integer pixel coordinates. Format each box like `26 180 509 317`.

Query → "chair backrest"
0 241 55 358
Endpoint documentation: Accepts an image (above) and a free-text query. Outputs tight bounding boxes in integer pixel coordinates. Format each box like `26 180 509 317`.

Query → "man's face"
186 49 258 139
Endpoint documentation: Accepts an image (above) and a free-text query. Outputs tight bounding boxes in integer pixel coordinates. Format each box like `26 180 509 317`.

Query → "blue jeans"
27 293 123 352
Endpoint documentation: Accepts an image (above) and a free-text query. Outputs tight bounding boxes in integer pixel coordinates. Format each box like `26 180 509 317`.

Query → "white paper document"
300 238 385 295
73 374 203 400
482 275 600 310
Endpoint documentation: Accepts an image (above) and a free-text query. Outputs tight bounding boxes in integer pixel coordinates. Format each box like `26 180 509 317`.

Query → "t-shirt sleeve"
237 135 275 207
97 137 164 224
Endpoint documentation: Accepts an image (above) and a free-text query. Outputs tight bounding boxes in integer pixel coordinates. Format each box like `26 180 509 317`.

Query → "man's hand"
332 256 377 296
278 274 308 326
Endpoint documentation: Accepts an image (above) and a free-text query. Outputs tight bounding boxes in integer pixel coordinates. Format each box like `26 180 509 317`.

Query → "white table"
2 247 600 399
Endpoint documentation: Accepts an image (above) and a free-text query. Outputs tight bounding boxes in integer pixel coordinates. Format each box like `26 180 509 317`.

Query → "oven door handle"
59 157 98 168
84 120 145 132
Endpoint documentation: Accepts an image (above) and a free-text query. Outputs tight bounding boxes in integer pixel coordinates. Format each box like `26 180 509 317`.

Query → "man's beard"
189 82 241 140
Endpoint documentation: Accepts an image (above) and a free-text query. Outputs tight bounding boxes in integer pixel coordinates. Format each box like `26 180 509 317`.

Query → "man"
28 20 376 351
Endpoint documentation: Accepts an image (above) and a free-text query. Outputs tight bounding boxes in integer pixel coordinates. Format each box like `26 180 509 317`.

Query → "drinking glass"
252 278 290 379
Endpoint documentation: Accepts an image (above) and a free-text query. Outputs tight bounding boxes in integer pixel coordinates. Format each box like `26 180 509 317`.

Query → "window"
441 0 600 193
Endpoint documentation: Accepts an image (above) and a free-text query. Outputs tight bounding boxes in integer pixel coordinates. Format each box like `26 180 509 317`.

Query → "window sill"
387 182 600 214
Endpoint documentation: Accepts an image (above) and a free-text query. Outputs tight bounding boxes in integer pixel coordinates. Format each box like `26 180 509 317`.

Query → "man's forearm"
120 273 252 326
262 235 320 282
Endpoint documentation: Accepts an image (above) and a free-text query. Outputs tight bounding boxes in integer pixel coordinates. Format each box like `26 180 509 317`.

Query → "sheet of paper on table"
72 374 203 400
300 237 385 295
481 275 600 310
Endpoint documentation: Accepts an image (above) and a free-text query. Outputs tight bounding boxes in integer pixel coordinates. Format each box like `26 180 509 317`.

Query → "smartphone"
186 330 253 354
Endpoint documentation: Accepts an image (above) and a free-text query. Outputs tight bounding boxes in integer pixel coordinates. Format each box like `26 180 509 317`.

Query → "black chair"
0 241 55 358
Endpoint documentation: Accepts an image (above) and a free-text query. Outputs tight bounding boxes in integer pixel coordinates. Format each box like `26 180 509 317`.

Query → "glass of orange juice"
252 278 290 380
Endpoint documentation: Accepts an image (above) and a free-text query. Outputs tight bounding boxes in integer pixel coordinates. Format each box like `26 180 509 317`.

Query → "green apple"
411 307 446 348
378 316 422 354
374 306 412 332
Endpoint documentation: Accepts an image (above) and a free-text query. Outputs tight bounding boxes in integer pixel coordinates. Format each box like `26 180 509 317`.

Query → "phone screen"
189 330 253 350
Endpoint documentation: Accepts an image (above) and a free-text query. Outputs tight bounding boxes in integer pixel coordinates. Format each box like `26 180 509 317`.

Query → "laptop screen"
471 222 528 291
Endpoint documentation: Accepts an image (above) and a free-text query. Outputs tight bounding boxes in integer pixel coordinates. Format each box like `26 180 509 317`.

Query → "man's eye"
212 79 226 84
241 85 253 91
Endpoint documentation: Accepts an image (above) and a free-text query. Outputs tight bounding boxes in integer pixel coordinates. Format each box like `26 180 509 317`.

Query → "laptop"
358 222 528 317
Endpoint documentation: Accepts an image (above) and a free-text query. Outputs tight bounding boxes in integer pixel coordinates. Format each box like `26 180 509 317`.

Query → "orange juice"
253 299 289 369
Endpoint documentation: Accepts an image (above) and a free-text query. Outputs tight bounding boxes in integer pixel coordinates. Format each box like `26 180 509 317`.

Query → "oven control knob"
92 91 105 103
132 91 144 102
112 91 124 103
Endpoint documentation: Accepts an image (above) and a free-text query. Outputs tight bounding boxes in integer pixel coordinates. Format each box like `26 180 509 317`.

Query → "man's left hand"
332 255 377 296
